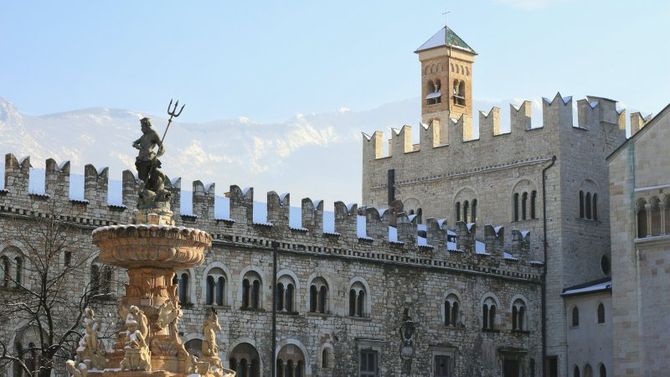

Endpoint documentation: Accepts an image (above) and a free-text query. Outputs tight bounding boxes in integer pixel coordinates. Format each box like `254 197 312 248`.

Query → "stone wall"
0 152 543 377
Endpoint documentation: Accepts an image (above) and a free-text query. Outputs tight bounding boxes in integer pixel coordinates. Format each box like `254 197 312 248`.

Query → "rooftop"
561 277 612 297
415 26 476 54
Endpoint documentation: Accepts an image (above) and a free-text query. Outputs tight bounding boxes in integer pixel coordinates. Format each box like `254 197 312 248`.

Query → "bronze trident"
161 99 185 144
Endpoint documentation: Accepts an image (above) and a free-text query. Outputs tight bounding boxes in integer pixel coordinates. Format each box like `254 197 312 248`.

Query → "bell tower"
415 26 477 142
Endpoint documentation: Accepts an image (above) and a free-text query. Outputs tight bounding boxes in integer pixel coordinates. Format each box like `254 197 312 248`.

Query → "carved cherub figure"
75 307 106 369
120 305 151 371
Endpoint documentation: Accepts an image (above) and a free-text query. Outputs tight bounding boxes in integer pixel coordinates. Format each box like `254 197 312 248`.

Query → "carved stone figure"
120 305 151 371
201 308 223 369
75 307 106 369
132 118 171 209
398 308 416 376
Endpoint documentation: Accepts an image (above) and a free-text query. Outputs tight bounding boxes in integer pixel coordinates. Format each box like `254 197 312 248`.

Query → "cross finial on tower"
442 9 451 30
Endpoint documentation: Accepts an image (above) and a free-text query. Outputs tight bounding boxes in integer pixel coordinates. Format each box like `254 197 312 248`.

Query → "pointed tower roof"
415 26 476 54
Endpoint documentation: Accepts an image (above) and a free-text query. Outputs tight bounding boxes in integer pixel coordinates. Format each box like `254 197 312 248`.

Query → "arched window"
277 274 296 313
90 264 100 294
285 284 295 312
242 271 262 310
651 198 662 236
599 364 606 377
454 80 466 105
206 276 215 305
482 297 496 330
572 306 580 327
585 193 592 219
592 193 598 220
349 282 368 317
455 202 461 222
531 190 537 219
176 272 189 304
637 200 648 237
321 347 333 369
309 286 318 312
64 251 72 267
1 255 10 288
579 191 585 218
444 294 460 327
471 200 477 223
277 283 285 311
252 280 260 309
15 256 23 287
463 201 469 223
584 364 593 377
597 303 605 324
574 366 581 377
426 80 441 105
522 192 528 220
229 342 260 377
416 208 423 224
512 299 526 331
277 344 305 377
513 193 519 222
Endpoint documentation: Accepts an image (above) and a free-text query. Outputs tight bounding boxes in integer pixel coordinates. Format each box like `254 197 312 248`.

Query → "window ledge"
347 315 372 321
306 311 333 318
443 324 465 330
239 307 265 312
203 304 230 310
481 328 500 333
277 310 300 316
512 329 530 335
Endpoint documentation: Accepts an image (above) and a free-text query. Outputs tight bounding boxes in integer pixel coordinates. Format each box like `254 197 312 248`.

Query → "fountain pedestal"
79 210 235 377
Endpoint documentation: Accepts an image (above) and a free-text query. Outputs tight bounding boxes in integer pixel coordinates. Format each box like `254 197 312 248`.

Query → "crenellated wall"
0 152 544 278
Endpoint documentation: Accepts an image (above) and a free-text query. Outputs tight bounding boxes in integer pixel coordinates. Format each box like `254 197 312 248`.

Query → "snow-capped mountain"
0 96 549 206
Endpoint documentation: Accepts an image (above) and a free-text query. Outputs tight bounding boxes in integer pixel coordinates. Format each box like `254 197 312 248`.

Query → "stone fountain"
66 111 235 377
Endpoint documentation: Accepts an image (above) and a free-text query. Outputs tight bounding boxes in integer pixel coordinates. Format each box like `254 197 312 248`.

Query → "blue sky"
1 0 669 122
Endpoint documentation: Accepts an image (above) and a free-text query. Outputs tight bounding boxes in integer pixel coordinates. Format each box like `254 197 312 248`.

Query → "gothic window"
64 251 72 267
574 366 581 377
241 271 262 310
531 190 537 219
585 193 592 219
349 281 368 317
597 303 605 324
592 193 598 220
579 191 585 218
463 201 469 223
599 364 606 377
229 343 261 377
522 192 528 220
572 306 580 327
360 349 378 377
1 255 9 288
482 297 496 330
91 264 100 294
637 199 648 237
513 193 519 222
455 202 461 222
444 294 460 327
512 299 526 331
